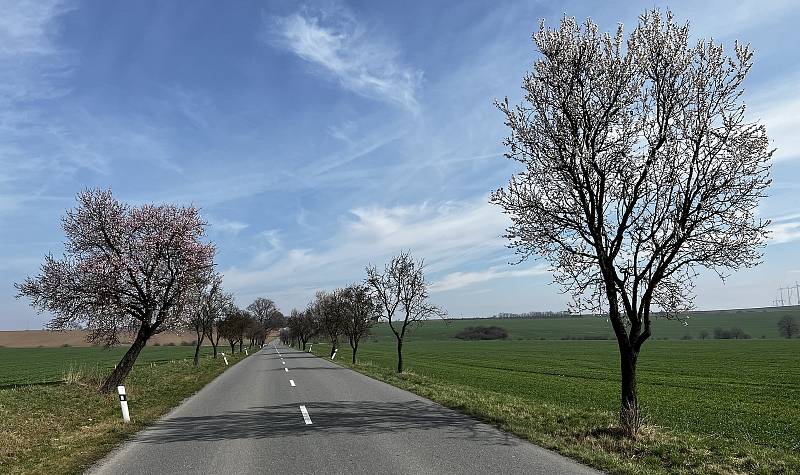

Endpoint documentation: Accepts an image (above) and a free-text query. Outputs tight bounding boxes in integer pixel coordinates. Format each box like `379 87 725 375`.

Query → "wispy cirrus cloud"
769 222 800 244
207 216 250 236
222 196 520 307
268 6 422 111
431 264 550 293
0 0 73 101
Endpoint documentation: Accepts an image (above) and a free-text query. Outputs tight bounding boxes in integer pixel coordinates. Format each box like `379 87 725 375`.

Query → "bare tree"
279 327 291 345
778 316 798 339
287 307 318 351
315 290 348 357
16 189 215 392
204 286 232 359
367 251 446 373
219 306 250 354
205 299 229 358
247 297 278 346
185 274 231 366
340 283 379 364
492 10 771 435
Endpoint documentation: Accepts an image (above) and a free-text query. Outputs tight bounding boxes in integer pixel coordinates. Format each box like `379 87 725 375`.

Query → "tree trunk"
619 345 639 437
100 324 152 393
351 341 358 364
210 339 218 358
229 340 235 353
193 333 205 367
396 338 403 373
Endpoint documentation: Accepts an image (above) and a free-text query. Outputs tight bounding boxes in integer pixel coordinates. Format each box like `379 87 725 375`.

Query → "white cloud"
769 221 800 244
750 92 800 162
222 196 512 307
269 7 422 111
0 0 72 102
208 217 249 236
431 264 550 293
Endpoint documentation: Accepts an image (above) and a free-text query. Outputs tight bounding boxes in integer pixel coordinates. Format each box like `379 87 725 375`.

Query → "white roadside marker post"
117 386 131 423
221 352 229 366
331 349 338 360
308 344 312 352
245 348 248 356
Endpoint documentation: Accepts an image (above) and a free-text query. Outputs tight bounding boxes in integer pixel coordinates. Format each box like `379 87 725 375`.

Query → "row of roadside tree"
282 251 445 372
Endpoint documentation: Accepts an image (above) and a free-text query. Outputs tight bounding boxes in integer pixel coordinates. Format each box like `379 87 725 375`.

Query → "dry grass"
0 352 247 474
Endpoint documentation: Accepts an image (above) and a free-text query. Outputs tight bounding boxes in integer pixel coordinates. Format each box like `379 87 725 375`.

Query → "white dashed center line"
282 361 286 365
300 405 312 425
289 379 296 387
284 367 288 372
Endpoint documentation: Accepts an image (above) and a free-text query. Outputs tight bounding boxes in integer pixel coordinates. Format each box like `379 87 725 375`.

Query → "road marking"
284 367 288 372
300 405 312 425
289 379 296 387
282 361 285 365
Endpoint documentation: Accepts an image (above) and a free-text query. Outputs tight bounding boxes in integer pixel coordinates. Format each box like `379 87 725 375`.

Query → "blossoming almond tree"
492 10 772 435
16 189 215 393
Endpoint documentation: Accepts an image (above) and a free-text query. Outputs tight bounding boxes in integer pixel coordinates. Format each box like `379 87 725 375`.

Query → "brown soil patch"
0 330 209 348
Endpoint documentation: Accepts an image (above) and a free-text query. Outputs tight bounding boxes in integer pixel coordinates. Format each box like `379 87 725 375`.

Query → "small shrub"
699 330 709 340
778 315 798 338
454 326 509 340
179 340 195 346
153 342 161 346
681 333 693 340
165 342 176 346
713 326 751 339
61 343 72 347
730 327 751 339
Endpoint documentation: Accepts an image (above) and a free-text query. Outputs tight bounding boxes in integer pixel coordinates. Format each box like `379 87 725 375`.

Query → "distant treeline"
491 311 571 319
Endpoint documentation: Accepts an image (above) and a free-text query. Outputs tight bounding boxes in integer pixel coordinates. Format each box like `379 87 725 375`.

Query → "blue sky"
1 0 799 329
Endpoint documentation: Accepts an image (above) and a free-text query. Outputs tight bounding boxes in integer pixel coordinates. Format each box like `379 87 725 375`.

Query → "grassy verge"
309 342 799 474
0 351 248 474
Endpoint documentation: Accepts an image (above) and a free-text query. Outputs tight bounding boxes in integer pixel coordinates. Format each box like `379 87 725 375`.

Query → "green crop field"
324 339 800 448
0 346 216 387
363 306 800 342
308 308 800 474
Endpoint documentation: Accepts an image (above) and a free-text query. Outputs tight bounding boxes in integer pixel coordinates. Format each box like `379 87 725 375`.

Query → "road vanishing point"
89 343 599 474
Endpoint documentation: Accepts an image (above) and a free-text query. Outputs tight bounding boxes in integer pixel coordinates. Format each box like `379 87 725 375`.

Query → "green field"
364 306 800 342
0 346 248 473
308 309 800 474
0 345 214 387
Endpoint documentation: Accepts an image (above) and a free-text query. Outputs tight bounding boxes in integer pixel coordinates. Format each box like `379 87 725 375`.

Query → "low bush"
454 326 509 340
164 342 176 347
713 326 751 339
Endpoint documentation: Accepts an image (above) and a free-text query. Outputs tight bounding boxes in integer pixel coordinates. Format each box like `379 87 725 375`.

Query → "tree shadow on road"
133 400 520 447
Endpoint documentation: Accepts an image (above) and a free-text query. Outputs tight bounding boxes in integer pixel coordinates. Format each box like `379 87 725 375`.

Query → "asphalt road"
89 342 600 474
